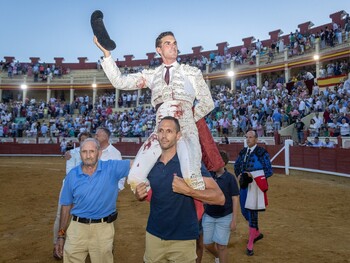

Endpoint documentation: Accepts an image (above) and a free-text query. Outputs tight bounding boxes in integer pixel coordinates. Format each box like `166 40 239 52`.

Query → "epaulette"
254 146 267 157
181 64 200 77
239 148 247 156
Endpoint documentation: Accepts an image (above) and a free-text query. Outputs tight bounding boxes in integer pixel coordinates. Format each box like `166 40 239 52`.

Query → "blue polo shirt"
205 169 239 218
146 154 210 240
60 159 130 219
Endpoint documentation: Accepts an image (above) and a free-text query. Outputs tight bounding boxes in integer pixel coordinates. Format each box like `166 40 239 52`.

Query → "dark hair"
160 116 180 132
96 127 111 138
155 31 174 48
247 130 258 138
78 131 91 142
219 150 229 165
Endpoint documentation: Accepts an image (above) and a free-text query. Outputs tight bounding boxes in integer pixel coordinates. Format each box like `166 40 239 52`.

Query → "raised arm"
94 36 111 59
93 36 149 90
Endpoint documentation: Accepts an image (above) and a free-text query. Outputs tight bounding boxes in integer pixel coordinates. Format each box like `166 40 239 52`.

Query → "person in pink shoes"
234 130 273 256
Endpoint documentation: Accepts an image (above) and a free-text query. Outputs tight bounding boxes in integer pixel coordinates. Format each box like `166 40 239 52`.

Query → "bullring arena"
1 9 350 263
0 156 349 262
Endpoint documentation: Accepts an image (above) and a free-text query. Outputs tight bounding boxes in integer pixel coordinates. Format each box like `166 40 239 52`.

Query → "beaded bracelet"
58 229 66 237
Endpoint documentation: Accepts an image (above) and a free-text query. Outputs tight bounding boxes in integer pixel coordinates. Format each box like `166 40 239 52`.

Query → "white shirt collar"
247 144 257 152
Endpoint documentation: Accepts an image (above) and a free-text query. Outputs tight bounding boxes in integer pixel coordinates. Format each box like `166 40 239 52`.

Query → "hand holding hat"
91 10 116 51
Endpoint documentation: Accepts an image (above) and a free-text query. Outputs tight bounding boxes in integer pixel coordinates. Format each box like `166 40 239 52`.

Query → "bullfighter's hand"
93 36 111 58
135 182 149 201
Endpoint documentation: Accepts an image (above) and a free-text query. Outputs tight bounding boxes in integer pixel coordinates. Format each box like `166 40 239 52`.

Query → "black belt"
72 211 118 224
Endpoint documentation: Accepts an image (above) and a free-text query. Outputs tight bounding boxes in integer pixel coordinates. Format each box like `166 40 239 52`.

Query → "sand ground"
0 156 349 263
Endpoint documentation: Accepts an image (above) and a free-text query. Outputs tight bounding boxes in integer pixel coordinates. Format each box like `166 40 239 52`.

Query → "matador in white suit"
94 31 219 192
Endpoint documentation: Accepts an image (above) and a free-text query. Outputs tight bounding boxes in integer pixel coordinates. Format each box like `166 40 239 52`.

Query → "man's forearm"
188 178 225 205
172 176 225 205
232 196 239 220
189 188 224 205
59 205 72 233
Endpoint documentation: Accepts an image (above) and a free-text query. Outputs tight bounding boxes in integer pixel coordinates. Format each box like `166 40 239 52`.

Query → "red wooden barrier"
1 142 349 175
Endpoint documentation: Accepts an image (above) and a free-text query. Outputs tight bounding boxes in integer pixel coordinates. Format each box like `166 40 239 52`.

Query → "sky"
1 1 348 63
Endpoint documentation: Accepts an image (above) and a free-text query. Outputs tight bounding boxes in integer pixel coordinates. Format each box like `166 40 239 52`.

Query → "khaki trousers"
144 231 196 263
64 220 114 263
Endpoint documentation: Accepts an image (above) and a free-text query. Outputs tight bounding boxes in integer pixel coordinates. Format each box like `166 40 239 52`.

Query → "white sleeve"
101 56 145 91
65 149 81 174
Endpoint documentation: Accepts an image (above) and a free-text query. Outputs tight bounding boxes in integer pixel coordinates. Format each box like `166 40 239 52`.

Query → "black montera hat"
91 10 116 51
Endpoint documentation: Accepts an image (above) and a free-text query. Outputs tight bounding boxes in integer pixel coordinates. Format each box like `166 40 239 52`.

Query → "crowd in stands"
0 91 157 140
168 20 350 73
1 68 349 145
0 60 69 82
1 20 349 82
1 22 350 144
304 136 336 148
208 73 350 139
119 21 349 75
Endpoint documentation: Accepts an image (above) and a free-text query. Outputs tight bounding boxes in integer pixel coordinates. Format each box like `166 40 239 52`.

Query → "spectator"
338 118 350 136
41 123 48 137
309 118 319 137
60 138 67 157
345 20 350 41
295 118 306 144
312 112 323 127
298 98 306 117
272 109 282 131
255 39 263 53
221 135 229 144
278 39 284 53
266 48 274 64
256 121 264 137
323 137 335 148
265 116 274 136
126 93 132 107
65 139 74 151
306 136 323 147
327 117 341 137
132 91 138 107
